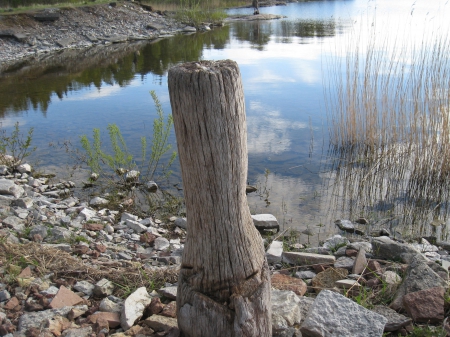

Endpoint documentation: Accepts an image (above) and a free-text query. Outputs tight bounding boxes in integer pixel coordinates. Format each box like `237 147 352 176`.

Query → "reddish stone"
18 266 33 278
73 245 90 255
363 260 382 279
161 301 177 318
25 327 54 337
366 278 381 288
4 296 20 310
48 286 84 309
84 223 104 231
93 317 109 334
140 232 157 244
90 250 100 259
352 248 368 275
345 249 358 257
31 234 43 242
312 264 332 273
88 312 121 328
271 273 307 296
95 243 107 253
147 297 164 315
403 287 445 323
0 323 15 335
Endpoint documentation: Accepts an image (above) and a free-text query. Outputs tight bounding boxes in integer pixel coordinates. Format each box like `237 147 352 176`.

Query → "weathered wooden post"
168 60 271 337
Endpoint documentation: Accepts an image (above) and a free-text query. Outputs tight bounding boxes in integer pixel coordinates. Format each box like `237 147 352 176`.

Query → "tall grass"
325 23 450 239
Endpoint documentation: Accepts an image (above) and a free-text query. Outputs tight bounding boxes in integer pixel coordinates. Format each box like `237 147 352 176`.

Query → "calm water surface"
1 0 449 242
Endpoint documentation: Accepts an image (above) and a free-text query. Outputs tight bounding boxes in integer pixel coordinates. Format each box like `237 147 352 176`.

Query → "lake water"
1 0 449 243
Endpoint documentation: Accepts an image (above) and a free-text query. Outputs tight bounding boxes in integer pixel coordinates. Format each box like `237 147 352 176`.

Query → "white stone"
79 208 97 221
125 219 147 233
271 289 301 335
17 163 32 173
120 287 152 330
0 178 24 198
121 212 139 222
154 237 170 251
266 240 283 264
382 271 402 285
89 197 109 207
251 214 280 231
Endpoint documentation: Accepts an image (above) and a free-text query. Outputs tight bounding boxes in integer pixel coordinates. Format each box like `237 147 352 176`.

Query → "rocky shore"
0 2 201 68
0 1 286 69
0 160 450 337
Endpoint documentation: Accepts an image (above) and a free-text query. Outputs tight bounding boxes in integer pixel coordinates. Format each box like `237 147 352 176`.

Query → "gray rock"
117 252 133 260
13 197 34 209
2 215 25 232
146 180 158 192
334 256 354 271
266 240 283 264
323 234 350 251
61 326 92 337
182 26 197 32
18 305 88 332
295 270 316 279
0 289 11 302
94 278 115 297
271 289 301 335
348 241 372 252
121 212 139 222
390 254 448 311
174 217 187 229
300 290 387 336
371 236 420 263
125 219 147 233
50 226 72 241
29 225 49 239
104 34 128 43
120 287 152 330
154 237 170 251
371 305 411 332
283 252 335 266
73 280 95 296
252 214 280 232
298 296 315 325
158 286 177 300
56 38 73 47
99 296 123 313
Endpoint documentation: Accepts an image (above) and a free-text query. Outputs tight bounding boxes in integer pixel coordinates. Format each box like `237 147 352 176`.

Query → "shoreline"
0 1 286 71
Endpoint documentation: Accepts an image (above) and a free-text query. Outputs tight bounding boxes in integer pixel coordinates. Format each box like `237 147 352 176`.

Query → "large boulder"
371 236 420 263
390 254 448 311
300 290 387 336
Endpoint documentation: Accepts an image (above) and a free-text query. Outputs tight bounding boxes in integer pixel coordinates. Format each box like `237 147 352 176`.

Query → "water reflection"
0 27 230 117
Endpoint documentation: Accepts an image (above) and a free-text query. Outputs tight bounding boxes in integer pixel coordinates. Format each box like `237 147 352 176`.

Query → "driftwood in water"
168 60 271 337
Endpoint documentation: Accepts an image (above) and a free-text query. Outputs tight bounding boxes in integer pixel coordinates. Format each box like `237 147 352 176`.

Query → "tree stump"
168 60 271 337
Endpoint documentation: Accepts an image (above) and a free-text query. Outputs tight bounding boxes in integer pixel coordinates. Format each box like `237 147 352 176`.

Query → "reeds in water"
325 26 450 240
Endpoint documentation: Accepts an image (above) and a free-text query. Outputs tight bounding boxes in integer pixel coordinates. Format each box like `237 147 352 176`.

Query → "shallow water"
1 0 449 243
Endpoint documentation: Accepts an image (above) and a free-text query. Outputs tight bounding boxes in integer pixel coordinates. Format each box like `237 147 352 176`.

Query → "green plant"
80 91 177 189
0 121 36 168
408 325 446 337
173 0 227 27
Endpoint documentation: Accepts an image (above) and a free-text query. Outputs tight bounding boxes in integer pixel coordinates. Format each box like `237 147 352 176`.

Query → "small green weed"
0 121 36 169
